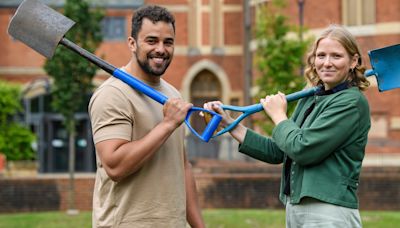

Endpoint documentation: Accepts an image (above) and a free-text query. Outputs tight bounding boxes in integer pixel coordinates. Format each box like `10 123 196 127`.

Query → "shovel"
207 44 400 137
7 0 221 142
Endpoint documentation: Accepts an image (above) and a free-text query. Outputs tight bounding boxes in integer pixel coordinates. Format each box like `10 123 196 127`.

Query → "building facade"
1 0 400 171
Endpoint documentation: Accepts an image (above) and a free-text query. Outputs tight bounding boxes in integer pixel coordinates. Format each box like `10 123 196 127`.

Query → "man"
89 5 205 228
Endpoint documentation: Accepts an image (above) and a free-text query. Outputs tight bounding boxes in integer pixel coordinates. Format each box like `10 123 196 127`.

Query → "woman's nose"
323 56 333 66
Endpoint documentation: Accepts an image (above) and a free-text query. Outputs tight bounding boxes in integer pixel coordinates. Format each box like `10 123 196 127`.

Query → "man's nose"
155 42 166 53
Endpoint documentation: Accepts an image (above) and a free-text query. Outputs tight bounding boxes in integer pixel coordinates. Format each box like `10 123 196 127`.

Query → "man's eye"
164 40 174 46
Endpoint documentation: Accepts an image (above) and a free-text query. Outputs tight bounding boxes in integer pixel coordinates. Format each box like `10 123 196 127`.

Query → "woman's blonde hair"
304 24 370 91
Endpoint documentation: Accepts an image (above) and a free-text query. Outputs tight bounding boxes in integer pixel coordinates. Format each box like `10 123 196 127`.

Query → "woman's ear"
351 53 359 69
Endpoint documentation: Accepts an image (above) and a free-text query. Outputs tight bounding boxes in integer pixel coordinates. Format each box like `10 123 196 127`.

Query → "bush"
0 81 36 161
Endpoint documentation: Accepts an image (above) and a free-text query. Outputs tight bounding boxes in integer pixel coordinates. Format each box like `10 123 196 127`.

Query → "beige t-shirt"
89 76 186 228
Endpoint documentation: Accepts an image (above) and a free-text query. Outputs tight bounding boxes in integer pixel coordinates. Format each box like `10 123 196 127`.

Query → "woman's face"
314 38 357 90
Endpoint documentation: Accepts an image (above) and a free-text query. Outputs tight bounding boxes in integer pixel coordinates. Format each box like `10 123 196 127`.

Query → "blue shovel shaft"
113 69 168 104
59 38 220 142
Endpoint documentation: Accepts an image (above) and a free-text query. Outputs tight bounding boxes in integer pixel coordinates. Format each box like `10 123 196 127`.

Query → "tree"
254 0 311 134
0 81 36 161
44 0 103 214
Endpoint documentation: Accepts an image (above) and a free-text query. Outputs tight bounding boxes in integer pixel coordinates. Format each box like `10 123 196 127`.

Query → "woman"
204 25 370 227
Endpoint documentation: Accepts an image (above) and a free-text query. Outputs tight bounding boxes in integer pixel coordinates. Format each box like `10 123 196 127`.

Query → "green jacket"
239 87 370 209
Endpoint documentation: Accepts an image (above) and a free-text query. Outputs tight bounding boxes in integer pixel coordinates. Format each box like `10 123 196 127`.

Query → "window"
187 70 222 160
191 71 221 99
342 0 375 26
101 17 126 41
190 70 222 132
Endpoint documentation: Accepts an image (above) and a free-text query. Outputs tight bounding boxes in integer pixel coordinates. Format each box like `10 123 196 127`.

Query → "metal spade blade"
365 44 400 92
7 0 75 59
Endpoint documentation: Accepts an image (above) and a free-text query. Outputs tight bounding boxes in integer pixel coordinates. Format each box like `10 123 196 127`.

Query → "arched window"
190 70 221 131
191 70 221 103
187 70 222 159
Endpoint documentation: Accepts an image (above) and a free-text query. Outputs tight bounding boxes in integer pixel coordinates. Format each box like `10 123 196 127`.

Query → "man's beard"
135 52 171 77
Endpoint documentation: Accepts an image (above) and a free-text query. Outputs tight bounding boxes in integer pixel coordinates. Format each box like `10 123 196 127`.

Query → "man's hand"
163 98 193 129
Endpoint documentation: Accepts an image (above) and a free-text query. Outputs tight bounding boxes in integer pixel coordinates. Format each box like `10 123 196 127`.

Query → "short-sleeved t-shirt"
89 75 186 228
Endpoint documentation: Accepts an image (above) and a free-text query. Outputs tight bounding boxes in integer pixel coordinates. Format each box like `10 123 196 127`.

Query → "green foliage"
44 0 104 132
254 0 311 134
0 123 36 161
0 81 21 123
0 81 36 160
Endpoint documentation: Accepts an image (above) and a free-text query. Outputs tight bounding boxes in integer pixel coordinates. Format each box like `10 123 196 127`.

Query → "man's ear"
127 36 137 52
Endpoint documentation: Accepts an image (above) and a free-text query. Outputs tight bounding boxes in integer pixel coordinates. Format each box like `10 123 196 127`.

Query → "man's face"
133 18 175 77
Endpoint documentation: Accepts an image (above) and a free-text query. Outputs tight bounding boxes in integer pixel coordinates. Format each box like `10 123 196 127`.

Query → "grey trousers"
285 197 362 228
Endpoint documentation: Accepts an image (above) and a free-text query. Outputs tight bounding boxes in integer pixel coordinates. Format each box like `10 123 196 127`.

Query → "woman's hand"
260 92 288 125
203 101 234 128
203 101 246 143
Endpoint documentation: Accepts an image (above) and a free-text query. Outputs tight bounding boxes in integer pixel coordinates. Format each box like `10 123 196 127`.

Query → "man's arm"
184 151 205 228
95 98 192 182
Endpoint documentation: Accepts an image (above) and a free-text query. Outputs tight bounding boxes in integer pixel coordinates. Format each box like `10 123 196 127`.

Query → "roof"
0 0 144 9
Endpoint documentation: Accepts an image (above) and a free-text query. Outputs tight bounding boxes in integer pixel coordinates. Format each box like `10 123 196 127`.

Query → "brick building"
1 0 400 170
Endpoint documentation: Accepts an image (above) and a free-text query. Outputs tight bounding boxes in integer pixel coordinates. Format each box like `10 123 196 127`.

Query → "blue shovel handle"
57 38 221 142
113 69 168 104
113 69 221 142
213 86 322 137
185 107 222 142
364 69 376 77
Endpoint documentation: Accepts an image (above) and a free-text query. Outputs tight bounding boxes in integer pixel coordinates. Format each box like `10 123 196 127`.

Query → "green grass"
204 209 285 228
0 209 399 228
0 211 91 228
361 211 400 228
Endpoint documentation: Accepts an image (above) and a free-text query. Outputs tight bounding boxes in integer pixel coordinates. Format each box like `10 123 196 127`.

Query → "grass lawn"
0 209 399 227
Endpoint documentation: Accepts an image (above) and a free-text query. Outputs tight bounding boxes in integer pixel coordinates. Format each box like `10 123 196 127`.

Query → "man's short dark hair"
131 5 175 40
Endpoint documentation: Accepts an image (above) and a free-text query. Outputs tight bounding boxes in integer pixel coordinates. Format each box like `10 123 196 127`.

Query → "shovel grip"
185 107 222 142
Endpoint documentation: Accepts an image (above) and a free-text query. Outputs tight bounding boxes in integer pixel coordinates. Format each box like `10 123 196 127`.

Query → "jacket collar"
316 81 350 96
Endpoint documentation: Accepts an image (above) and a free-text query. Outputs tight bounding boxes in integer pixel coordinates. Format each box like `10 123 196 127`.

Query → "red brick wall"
284 0 342 26
0 11 46 68
0 177 95 213
224 12 243 45
174 12 189 45
0 165 399 213
376 0 400 23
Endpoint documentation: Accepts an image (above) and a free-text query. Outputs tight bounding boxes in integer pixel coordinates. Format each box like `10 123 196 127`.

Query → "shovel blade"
7 0 75 59
367 44 400 92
